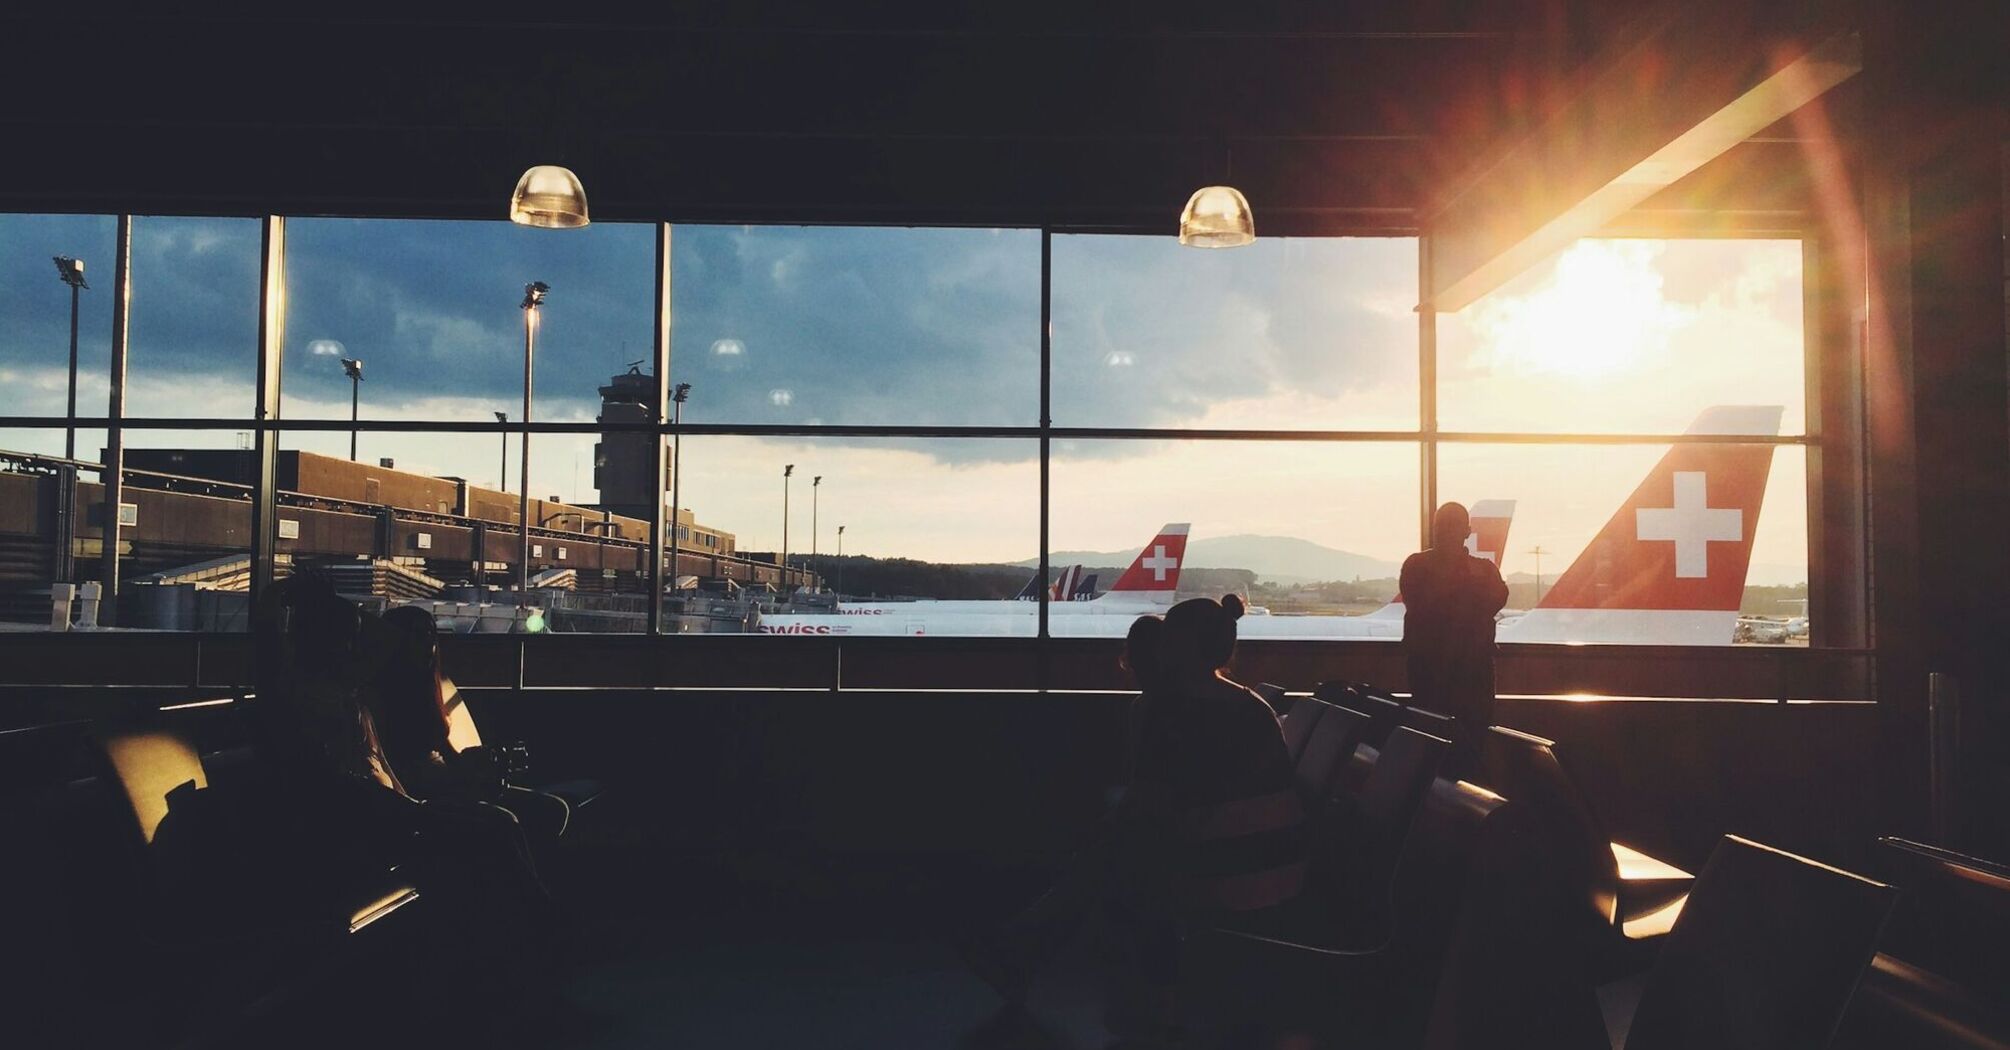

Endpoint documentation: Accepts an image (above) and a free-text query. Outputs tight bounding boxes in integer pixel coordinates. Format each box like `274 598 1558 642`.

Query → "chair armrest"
1183 925 1397 1031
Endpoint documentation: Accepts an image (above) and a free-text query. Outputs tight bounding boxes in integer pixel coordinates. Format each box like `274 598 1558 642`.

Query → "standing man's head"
1432 501 1471 551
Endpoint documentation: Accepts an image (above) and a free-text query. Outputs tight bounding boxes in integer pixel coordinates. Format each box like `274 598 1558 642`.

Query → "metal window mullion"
249 216 285 609
98 216 133 624
1419 231 1438 550
1038 227 1052 648
648 223 671 634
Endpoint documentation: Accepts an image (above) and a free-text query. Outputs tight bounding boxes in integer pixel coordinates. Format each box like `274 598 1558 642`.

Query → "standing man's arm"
1478 557 1509 615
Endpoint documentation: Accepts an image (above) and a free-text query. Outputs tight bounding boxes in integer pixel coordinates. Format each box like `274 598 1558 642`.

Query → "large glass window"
1051 235 1419 430
281 218 656 423
128 216 261 418
671 225 1040 426
0 214 1827 654
1049 441 1419 638
666 436 1038 636
0 213 117 421
1437 238 1806 435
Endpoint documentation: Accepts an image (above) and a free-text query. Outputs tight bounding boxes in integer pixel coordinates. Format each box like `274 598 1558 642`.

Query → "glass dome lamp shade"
1178 185 1255 247
510 165 591 228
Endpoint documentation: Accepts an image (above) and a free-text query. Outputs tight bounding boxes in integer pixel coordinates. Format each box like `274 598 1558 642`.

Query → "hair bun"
1222 593 1246 620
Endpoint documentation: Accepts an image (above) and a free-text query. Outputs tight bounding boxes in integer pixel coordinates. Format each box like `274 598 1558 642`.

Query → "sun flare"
1469 240 1691 380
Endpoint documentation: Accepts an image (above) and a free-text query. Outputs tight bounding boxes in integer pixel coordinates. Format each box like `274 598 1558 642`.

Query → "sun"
1468 239 1692 380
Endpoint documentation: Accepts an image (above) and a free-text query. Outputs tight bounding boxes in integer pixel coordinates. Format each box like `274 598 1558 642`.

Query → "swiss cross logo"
1462 534 1497 563
1140 544 1178 581
1635 471 1742 579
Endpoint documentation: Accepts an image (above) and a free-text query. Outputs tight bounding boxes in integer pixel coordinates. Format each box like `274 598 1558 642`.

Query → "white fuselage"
756 601 1738 644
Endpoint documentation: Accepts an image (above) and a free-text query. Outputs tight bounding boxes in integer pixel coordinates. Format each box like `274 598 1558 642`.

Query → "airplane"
755 524 1190 635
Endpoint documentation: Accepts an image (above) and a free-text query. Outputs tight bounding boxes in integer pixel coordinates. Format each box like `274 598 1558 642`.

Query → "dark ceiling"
6 2 1832 232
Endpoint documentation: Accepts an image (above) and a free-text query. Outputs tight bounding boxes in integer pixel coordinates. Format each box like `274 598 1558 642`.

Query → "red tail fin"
1105 524 1190 600
1538 406 1781 613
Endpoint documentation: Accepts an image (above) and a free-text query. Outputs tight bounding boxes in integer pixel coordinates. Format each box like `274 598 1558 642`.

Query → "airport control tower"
594 365 666 522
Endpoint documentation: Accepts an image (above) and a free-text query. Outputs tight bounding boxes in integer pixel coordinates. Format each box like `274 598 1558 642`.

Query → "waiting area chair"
1477 725 1693 947
1187 777 1606 1049
1621 835 1896 1050
1833 838 2010 1049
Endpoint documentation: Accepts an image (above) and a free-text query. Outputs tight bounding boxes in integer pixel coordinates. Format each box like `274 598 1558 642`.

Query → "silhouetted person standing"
1400 502 1509 774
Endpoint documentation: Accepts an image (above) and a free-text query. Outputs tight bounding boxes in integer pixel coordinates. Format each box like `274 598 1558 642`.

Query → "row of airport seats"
1223 683 2010 1048
2 690 586 1050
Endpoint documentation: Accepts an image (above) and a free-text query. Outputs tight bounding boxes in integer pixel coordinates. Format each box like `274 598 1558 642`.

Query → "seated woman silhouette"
968 599 1305 1043
1134 595 1308 926
372 605 570 846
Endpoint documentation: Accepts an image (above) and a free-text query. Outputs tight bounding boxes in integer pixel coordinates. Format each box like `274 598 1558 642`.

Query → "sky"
0 216 1808 582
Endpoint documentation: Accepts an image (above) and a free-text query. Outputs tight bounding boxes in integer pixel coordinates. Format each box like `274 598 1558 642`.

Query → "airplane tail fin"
1500 405 1783 645
1071 573 1099 601
1099 524 1190 604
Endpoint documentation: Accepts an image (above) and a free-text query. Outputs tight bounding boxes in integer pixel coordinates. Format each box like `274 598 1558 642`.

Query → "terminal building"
0 367 809 631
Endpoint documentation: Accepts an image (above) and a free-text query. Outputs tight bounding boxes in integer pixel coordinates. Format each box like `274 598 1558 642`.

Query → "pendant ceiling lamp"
1178 184 1255 248
510 165 591 228
1180 142 1254 248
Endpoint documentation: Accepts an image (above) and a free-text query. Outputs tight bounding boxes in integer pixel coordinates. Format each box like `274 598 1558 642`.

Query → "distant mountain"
1023 534 1401 585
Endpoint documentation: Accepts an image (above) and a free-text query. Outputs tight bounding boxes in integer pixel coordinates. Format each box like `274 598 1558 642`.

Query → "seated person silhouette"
1399 501 1510 776
967 598 1306 1044
373 605 571 848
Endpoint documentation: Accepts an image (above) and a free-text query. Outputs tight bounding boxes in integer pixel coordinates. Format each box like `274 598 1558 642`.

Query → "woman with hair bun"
1136 595 1307 922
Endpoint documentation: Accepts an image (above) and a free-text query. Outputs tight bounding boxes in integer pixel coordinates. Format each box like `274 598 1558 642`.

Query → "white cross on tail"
1635 471 1742 578
1140 544 1178 581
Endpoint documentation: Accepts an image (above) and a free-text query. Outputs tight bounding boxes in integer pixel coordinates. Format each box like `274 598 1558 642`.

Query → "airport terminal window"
128 216 261 418
280 217 657 424
1047 440 1420 639
0 213 1830 651
0 213 117 420
1436 238 1807 436
669 224 1040 427
663 436 1038 636
1050 234 1420 430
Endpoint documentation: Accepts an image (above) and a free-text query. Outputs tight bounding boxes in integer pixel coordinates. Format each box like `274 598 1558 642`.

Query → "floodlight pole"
837 525 845 599
781 464 793 592
1528 545 1547 604
341 358 364 460
811 475 821 591
518 282 547 601
669 382 690 592
53 257 88 461
495 411 508 492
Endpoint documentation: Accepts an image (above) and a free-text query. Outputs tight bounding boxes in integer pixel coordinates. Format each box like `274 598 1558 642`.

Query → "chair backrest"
1278 694 1326 766
96 727 208 844
1420 785 1610 1050
1478 726 1621 929
1313 680 1367 706
1293 705 1371 801
440 673 483 751
1359 726 1451 834
1874 837 2010 990
1252 682 1289 715
1402 704 1459 742
1352 690 1407 747
1384 780 1513 977
1625 835 1897 1050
